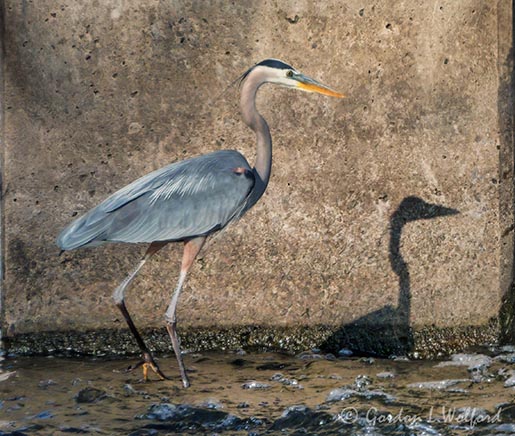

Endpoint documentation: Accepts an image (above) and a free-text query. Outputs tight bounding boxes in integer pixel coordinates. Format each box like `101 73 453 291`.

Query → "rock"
75 387 107 403
455 407 490 421
136 403 264 432
270 405 334 431
139 403 178 421
490 423 515 433
326 388 355 401
241 381 271 390
123 384 138 396
392 356 410 361
503 371 515 387
128 430 158 436
326 387 396 403
435 353 492 371
407 379 468 390
230 358 248 367
270 373 302 388
30 410 54 419
256 362 287 370
0 371 16 382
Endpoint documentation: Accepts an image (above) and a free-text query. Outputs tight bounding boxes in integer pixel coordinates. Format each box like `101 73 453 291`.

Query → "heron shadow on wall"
322 196 459 357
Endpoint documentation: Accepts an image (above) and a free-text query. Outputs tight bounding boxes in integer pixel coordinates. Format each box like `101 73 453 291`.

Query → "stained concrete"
1 0 514 355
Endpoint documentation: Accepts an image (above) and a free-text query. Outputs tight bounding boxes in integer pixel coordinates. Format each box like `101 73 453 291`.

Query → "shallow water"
0 349 515 435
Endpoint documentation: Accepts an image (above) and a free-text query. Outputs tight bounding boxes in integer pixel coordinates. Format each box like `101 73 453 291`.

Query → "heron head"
241 58 345 98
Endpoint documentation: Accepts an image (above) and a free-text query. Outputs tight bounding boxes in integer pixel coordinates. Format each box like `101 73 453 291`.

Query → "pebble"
198 398 223 409
326 387 396 403
376 371 395 379
503 370 515 387
328 374 343 380
409 421 441 435
297 351 323 360
500 345 515 353
490 423 515 433
123 384 138 396
495 353 515 364
38 379 57 389
338 348 353 357
296 351 336 361
469 367 494 383
354 374 372 391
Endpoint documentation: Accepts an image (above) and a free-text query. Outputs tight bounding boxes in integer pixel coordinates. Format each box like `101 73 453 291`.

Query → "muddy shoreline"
1 347 515 435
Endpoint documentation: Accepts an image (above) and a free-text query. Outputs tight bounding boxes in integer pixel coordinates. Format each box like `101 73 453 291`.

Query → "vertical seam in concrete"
0 0 5 350
0 0 6 352
509 0 515 338
498 0 515 341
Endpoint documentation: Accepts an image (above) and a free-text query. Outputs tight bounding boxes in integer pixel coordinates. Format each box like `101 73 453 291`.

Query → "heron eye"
286 70 294 78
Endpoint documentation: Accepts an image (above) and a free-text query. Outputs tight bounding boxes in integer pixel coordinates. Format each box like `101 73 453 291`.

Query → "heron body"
57 59 344 387
57 150 256 248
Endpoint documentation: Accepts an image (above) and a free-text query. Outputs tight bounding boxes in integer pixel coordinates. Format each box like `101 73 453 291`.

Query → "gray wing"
57 150 255 250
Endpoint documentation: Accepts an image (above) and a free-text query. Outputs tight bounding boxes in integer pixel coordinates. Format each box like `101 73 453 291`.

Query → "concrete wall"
2 0 513 356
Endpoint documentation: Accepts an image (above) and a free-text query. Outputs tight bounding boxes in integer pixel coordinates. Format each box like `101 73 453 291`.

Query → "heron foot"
165 322 191 388
124 352 168 382
181 372 191 389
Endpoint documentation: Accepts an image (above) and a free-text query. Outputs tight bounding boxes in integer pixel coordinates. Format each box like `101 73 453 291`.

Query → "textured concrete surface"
1 0 514 355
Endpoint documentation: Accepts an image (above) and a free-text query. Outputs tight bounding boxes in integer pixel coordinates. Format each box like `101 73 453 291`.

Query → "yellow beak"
296 74 345 98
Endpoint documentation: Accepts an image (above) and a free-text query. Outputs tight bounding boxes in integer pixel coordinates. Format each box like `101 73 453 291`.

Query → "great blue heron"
57 59 344 387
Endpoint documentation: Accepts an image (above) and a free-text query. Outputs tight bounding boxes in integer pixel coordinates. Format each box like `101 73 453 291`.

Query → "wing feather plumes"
57 150 255 250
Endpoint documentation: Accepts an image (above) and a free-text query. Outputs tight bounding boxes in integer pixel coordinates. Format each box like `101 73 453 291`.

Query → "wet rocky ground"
1 347 515 435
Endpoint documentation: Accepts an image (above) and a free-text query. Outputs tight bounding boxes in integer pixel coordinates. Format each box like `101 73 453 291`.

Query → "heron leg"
113 241 168 381
165 236 206 388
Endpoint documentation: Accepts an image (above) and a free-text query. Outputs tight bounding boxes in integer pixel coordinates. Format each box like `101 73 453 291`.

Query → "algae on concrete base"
4 320 499 360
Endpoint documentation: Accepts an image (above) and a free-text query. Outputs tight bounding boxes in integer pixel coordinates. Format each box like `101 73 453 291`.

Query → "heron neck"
240 72 272 188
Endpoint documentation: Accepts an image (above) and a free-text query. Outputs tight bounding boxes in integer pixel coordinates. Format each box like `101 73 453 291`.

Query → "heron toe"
123 352 168 382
